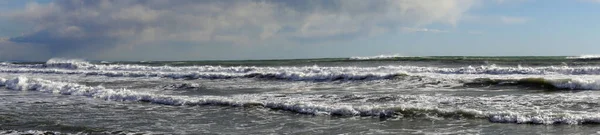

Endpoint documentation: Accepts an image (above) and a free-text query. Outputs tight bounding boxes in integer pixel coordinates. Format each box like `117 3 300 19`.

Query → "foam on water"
0 76 397 116
550 78 600 90
0 130 65 135
45 58 93 69
566 55 600 60
7 59 600 77
487 111 600 124
461 77 600 90
0 67 411 81
7 63 600 89
8 59 600 75
2 76 600 124
349 54 405 60
0 78 6 86
0 130 154 135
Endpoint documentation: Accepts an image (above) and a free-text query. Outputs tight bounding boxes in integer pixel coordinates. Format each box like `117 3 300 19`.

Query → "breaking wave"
461 77 600 90
6 59 600 76
0 130 155 135
566 55 600 60
8 59 600 75
45 58 93 69
4 59 600 89
2 76 600 124
1 130 65 135
487 112 600 124
0 76 401 117
349 54 405 60
6 64 600 84
0 67 411 81
463 78 562 90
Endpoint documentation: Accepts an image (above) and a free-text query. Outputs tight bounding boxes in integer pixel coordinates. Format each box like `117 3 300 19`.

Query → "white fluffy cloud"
1 0 477 60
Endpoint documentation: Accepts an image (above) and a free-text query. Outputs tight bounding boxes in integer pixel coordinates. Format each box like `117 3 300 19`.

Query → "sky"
0 0 599 61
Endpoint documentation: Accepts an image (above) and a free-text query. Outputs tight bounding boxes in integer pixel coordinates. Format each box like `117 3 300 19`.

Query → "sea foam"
45 58 93 69
566 55 600 60
2 76 600 124
0 130 65 135
0 76 395 116
6 59 600 76
7 63 600 84
349 54 405 60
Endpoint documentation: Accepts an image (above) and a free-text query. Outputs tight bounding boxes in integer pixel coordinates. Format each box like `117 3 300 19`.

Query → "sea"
3 55 600 134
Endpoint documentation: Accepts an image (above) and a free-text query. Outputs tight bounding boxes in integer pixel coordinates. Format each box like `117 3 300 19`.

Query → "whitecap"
349 54 405 60
566 55 600 60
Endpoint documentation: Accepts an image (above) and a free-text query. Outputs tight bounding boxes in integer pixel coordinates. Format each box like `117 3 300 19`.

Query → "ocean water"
3 56 600 134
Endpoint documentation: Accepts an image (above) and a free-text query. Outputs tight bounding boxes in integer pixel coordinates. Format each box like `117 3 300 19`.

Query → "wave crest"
45 58 92 69
8 59 600 76
488 112 600 124
349 54 405 60
1 130 65 135
0 76 397 116
3 76 600 124
463 78 600 90
566 55 600 60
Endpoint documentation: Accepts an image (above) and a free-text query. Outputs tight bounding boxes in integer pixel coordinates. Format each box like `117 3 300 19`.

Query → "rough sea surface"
3 56 600 134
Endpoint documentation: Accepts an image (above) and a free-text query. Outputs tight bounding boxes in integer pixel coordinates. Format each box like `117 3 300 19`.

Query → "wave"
0 59 93 70
461 77 600 90
392 108 600 124
463 78 562 90
0 129 155 135
566 55 600 60
0 67 411 81
6 63 600 89
3 76 600 124
7 59 600 76
0 76 400 117
7 64 600 82
4 61 600 75
349 54 405 60
6 65 600 88
45 58 93 69
487 112 600 124
1 130 65 135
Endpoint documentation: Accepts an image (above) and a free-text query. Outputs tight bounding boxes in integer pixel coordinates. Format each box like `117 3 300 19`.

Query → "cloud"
401 27 448 33
500 16 528 24
2 0 477 60
0 39 52 61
